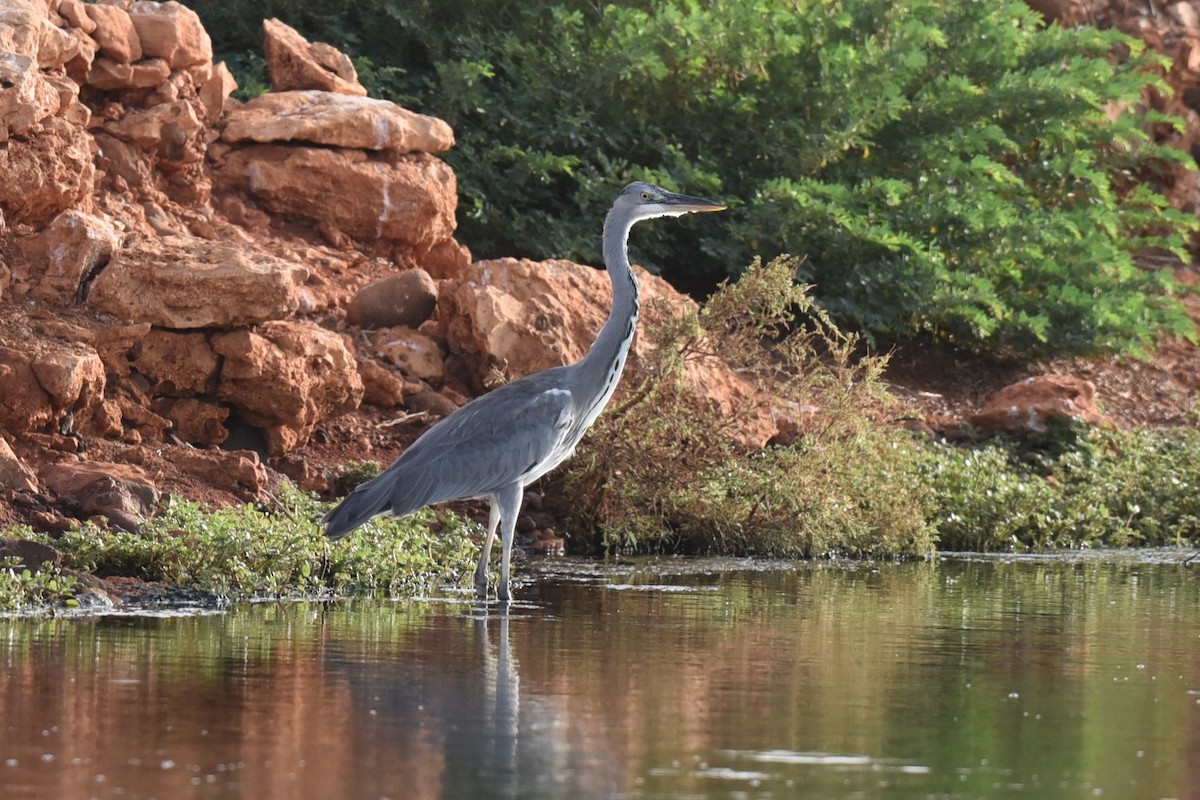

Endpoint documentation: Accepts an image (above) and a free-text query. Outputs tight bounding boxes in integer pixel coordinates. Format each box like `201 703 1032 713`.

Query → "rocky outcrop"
212 321 364 454
968 375 1110 434
220 90 454 153
442 258 777 447
0 0 469 531
211 145 457 253
87 236 308 328
263 17 365 96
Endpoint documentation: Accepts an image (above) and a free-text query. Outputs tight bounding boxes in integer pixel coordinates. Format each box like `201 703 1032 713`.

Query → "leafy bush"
22 484 478 600
560 256 934 558
189 0 1196 355
920 425 1200 550
0 551 79 612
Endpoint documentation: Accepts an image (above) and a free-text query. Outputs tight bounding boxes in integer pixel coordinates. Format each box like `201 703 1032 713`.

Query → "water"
1 553 1197 799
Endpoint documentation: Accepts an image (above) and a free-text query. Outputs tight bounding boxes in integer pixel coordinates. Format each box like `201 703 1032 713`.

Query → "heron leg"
475 501 501 600
495 484 523 603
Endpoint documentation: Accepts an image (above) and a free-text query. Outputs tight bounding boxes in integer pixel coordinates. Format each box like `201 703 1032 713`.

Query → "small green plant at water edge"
0 550 79 612
25 484 478 600
919 426 1200 550
562 255 934 558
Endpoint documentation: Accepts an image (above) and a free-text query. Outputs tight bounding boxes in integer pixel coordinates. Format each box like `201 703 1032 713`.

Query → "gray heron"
323 181 725 601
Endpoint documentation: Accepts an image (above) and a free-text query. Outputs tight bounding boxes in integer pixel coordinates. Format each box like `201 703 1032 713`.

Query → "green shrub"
560 256 934 558
0 550 79 612
920 426 1200 550
22 484 478 600
189 0 1196 355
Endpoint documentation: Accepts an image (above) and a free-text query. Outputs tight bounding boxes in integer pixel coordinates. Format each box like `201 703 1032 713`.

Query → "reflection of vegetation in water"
3 560 1194 799
525 559 1199 798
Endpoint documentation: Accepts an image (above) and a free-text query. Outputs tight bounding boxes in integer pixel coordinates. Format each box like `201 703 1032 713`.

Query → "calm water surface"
1 553 1197 799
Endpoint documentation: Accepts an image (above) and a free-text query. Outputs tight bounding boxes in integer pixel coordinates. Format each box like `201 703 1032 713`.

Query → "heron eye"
639 192 651 201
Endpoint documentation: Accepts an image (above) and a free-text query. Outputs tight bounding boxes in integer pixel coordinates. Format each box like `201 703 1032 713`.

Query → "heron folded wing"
383 381 575 514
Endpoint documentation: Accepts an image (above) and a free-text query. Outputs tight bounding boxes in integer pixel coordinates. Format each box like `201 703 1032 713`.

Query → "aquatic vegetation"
0 549 79 612
10 484 478 606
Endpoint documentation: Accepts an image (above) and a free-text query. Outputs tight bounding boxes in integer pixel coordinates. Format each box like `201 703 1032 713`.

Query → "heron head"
618 181 726 221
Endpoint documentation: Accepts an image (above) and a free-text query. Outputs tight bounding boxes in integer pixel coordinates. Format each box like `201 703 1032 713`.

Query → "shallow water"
1 552 1198 799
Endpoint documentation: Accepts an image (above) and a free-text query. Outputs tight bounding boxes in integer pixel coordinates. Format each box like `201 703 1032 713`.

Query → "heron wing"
382 376 576 515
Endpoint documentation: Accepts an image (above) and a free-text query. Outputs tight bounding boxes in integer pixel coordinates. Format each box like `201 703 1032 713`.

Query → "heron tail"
321 473 393 540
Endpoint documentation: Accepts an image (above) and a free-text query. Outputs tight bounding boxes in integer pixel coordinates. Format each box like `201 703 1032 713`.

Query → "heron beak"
665 191 726 213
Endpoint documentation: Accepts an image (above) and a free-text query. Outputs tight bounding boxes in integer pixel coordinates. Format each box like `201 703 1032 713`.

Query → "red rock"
197 60 236 121
263 17 365 96
0 340 106 433
37 21 83 70
0 0 41 60
212 320 363 454
29 341 106 419
86 55 171 90
152 397 229 446
0 115 95 226
168 447 266 493
368 326 445 385
84 2 143 64
0 52 61 141
58 0 97 34
0 436 39 492
212 145 456 251
421 238 472 281
132 329 219 395
27 210 121 304
40 460 159 520
220 90 454 153
968 375 1109 434
357 358 407 408
103 99 202 160
88 235 308 329
127 1 212 69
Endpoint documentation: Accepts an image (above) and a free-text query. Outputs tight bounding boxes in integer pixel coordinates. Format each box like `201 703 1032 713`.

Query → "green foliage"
919 425 1200 550
187 0 1197 355
18 484 477 602
561 256 934 558
0 551 79 612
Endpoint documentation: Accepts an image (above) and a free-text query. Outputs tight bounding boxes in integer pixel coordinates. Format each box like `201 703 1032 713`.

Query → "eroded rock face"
212 321 363 453
367 326 445 385
127 1 212 69
0 115 95 226
212 145 456 250
27 210 122 305
133 329 219 395
220 90 454 154
0 340 106 432
88 236 308 328
84 2 143 64
442 258 777 447
0 52 59 141
263 17 366 96
969 375 1109 434
0 436 38 492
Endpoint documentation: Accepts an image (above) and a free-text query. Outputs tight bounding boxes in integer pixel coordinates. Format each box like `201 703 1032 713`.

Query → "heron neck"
578 208 643 407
